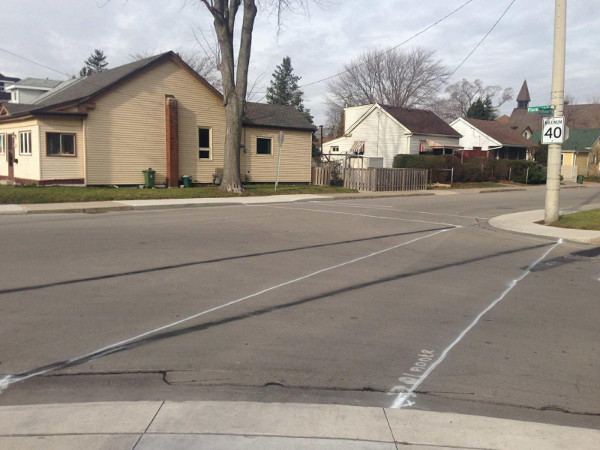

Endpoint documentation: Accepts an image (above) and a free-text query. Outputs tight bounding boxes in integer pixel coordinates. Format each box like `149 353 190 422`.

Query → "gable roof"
5 78 62 90
464 118 536 148
530 128 600 152
380 105 461 137
0 53 313 133
243 103 315 131
0 74 20 83
0 52 222 120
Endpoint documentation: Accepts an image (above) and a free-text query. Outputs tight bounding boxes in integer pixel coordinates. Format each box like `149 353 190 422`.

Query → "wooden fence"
311 167 331 186
343 168 428 191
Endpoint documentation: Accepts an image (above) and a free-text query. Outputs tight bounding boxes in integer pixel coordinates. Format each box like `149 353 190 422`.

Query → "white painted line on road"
261 205 460 228
310 201 488 220
390 239 563 409
0 227 457 391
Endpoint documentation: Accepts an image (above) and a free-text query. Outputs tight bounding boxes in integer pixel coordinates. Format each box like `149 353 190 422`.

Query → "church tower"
516 80 531 109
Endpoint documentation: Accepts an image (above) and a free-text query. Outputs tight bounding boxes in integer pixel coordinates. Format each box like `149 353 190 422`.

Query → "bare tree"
586 95 600 104
433 79 513 122
324 99 344 138
563 93 577 105
326 47 449 111
196 0 315 193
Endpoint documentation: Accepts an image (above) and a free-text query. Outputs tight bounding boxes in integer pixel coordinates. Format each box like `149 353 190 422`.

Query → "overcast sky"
1 0 598 125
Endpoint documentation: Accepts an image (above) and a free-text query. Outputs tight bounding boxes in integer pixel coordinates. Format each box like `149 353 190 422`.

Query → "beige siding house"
0 52 314 186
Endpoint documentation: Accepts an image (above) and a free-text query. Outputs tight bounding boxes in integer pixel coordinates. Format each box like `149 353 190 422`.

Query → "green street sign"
528 106 553 114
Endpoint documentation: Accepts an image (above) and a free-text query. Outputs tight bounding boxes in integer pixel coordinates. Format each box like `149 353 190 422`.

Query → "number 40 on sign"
542 116 566 144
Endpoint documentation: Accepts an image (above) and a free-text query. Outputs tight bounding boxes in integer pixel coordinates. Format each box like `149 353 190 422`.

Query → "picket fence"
343 168 428 191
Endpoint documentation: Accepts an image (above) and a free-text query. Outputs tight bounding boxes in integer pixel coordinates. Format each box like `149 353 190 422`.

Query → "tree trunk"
203 0 257 193
222 92 243 193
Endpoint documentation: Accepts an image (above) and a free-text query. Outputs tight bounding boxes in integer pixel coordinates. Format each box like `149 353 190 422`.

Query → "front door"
7 133 14 180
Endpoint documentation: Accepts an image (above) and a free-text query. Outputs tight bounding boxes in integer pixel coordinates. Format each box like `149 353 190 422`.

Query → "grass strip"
551 209 600 231
0 184 357 204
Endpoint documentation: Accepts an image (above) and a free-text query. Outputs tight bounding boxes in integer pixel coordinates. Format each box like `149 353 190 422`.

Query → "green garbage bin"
182 175 192 188
577 175 584 184
142 168 156 188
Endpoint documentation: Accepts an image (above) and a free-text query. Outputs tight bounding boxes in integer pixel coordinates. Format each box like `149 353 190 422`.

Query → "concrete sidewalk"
489 204 600 244
1 400 599 450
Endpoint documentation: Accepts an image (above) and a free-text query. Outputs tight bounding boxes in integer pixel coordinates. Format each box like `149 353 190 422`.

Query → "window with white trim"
47 132 76 156
198 127 211 159
331 146 339 152
256 137 272 155
0 134 5 154
19 131 31 155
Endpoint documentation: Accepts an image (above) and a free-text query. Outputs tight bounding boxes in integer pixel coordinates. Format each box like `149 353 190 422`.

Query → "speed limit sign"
542 116 565 144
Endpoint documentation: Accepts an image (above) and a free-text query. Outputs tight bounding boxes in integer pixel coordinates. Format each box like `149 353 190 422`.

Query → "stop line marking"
310 201 489 220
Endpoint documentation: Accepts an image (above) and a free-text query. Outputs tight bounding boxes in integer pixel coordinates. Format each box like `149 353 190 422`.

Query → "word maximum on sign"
542 116 565 144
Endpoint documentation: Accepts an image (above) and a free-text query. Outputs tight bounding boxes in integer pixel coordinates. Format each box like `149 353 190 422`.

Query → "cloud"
1 0 598 122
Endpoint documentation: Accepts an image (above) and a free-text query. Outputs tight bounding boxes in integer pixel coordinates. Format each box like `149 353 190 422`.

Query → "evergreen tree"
466 95 497 120
266 56 313 123
80 49 109 77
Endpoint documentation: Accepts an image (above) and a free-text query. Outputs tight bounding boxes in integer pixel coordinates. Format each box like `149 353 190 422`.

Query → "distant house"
321 104 462 168
0 73 20 101
451 117 537 160
530 128 600 180
0 52 314 186
5 78 62 104
508 80 600 135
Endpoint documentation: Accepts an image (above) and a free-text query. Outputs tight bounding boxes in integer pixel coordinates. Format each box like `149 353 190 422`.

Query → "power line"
2 1 476 98
298 0 476 90
0 48 72 79
446 0 518 79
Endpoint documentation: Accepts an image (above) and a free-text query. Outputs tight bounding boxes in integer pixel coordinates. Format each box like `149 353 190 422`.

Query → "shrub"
393 154 546 184
509 160 546 184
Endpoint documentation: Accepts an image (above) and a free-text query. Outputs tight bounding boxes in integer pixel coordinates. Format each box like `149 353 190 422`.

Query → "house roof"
34 53 169 107
0 74 20 83
380 105 461 137
508 104 600 133
530 128 600 152
243 103 315 131
0 53 314 133
516 80 531 102
6 78 62 90
464 118 536 148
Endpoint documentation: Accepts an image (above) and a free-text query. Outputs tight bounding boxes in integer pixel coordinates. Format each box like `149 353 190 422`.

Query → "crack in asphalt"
14 371 600 417
415 391 600 417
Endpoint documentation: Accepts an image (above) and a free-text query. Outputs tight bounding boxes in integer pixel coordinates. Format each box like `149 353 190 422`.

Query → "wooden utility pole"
544 0 567 224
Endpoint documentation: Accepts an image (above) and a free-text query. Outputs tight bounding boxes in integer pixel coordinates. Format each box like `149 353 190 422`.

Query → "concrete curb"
0 401 599 450
489 208 600 245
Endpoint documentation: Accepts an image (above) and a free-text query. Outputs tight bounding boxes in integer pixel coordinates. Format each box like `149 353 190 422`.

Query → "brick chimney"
165 95 179 188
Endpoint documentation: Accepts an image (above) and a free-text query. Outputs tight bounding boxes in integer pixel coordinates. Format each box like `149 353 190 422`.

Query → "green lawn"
552 209 600 231
0 184 357 204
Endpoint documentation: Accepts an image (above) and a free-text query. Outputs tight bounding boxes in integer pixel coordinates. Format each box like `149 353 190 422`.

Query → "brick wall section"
165 95 179 187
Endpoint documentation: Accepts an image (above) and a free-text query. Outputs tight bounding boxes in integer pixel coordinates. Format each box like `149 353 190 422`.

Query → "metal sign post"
274 131 284 191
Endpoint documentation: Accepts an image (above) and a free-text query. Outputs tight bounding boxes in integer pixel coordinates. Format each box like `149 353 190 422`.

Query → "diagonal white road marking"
391 239 563 408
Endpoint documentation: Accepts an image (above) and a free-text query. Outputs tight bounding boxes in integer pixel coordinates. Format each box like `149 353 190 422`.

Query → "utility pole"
319 125 323 155
544 0 567 224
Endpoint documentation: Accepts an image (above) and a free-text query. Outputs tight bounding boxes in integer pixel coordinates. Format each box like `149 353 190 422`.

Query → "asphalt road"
1 186 599 429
